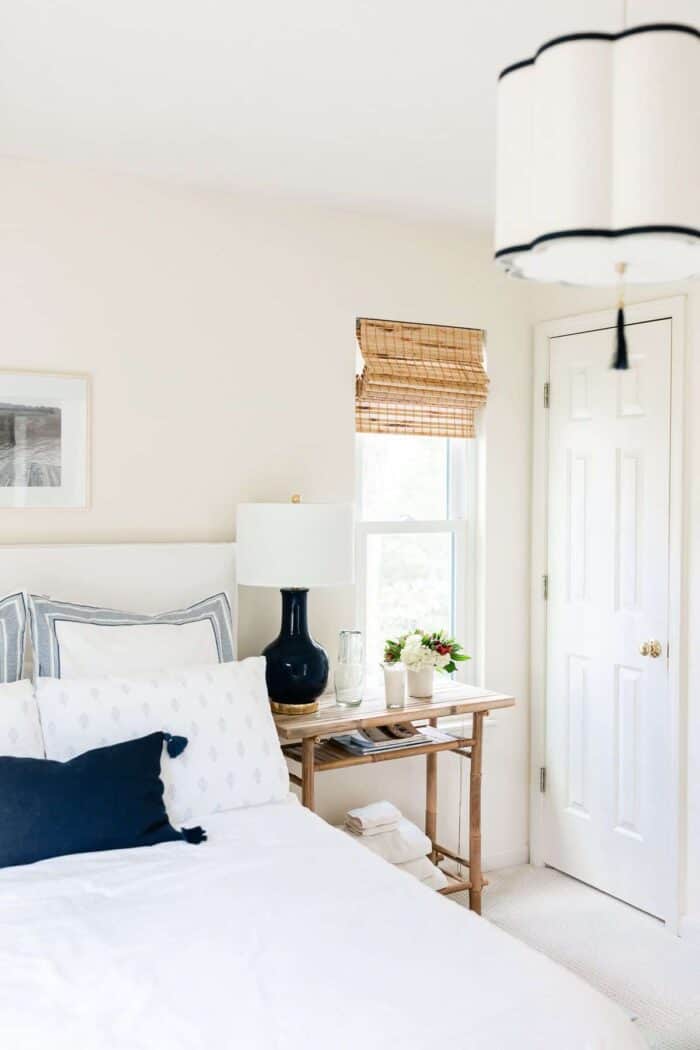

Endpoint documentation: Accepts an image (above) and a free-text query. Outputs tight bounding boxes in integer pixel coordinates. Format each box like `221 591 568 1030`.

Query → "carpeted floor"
456 865 700 1050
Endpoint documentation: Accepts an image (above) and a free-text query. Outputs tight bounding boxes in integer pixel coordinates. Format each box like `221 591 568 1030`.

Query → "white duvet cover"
0 799 645 1050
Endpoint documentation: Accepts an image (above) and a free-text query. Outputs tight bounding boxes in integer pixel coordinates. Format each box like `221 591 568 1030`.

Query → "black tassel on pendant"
612 306 629 370
611 261 628 370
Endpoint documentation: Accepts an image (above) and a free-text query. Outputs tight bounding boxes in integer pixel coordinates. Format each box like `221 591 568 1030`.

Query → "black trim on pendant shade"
494 224 700 263
499 22 700 81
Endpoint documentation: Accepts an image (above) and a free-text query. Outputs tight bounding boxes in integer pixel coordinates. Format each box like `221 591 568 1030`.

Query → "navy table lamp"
237 496 354 715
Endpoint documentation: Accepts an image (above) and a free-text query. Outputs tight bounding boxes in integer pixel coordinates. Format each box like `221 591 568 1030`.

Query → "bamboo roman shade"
355 317 488 439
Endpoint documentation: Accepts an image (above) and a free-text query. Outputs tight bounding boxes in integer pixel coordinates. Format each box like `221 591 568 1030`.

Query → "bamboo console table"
273 680 515 915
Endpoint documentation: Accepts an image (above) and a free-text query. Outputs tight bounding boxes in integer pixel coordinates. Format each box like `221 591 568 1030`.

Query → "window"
356 432 474 680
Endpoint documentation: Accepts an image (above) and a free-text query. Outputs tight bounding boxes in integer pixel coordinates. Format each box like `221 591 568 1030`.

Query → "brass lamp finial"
290 494 301 504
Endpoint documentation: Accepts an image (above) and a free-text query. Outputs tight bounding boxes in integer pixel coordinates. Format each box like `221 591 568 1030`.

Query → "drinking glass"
383 661 406 709
334 630 364 707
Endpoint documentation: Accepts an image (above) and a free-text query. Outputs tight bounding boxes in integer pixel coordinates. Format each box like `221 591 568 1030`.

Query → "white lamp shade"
494 24 700 285
237 502 355 588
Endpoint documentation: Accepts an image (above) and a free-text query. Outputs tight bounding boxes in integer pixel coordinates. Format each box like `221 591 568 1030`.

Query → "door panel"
545 318 671 918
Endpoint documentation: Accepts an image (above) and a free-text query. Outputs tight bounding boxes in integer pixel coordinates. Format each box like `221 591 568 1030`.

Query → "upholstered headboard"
0 542 237 672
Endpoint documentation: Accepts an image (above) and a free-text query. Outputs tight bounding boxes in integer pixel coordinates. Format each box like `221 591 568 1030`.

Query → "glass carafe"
334 630 364 707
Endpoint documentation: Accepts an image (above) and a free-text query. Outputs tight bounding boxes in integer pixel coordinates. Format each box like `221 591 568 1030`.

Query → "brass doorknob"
639 640 662 658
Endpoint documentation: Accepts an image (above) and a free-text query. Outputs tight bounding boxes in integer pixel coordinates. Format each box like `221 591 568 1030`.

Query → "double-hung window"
354 316 487 684
356 432 475 682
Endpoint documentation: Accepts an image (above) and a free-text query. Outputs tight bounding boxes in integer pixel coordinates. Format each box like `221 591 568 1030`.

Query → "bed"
0 799 644 1049
0 543 645 1049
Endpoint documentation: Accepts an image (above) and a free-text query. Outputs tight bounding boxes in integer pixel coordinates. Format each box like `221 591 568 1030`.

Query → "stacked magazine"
332 722 430 756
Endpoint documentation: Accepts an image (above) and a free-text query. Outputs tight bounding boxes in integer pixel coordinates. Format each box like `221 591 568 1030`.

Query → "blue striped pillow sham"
0 593 27 684
27 592 234 679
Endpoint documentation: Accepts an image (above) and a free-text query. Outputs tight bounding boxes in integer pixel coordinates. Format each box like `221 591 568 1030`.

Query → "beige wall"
0 158 533 869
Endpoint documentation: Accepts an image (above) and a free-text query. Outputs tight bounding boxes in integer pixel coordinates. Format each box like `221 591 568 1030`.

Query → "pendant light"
493 12 700 367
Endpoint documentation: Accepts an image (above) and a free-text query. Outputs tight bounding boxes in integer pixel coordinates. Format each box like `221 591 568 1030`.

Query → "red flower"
436 644 451 655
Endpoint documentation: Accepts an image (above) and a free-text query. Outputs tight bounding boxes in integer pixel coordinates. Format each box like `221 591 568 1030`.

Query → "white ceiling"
0 0 695 224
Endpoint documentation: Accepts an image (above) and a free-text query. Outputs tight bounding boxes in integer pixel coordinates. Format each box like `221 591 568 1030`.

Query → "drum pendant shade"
494 23 700 286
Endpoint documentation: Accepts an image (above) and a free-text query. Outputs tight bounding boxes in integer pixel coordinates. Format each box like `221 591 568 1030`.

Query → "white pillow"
27 592 235 679
37 658 289 822
0 680 44 758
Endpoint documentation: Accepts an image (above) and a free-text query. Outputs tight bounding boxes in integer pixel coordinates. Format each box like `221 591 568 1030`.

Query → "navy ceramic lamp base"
264 589 329 715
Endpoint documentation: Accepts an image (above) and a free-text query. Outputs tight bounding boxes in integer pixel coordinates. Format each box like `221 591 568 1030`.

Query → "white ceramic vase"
407 666 434 699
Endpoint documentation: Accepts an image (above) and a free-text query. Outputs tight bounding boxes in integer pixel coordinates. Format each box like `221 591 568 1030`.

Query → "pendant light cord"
616 261 626 310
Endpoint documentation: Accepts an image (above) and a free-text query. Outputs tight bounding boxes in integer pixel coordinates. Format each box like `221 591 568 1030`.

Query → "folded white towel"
340 817 432 864
394 856 437 882
344 820 400 838
345 800 401 834
394 856 448 890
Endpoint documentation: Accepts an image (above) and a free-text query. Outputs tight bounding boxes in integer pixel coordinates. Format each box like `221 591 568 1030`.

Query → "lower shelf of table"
282 728 474 771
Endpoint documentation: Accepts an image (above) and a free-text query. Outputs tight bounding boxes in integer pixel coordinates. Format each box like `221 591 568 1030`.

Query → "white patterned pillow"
0 680 44 758
36 658 288 822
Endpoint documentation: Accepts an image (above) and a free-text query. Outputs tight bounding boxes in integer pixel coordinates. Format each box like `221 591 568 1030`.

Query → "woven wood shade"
355 317 488 438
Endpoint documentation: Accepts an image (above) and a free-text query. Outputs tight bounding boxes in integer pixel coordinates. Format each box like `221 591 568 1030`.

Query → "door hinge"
543 382 550 408
543 574 549 601
539 767 547 793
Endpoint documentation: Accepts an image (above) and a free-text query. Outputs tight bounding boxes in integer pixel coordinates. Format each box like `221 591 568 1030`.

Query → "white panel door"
545 318 671 917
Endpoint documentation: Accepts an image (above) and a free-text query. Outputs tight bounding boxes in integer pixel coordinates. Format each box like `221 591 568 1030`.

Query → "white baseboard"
483 845 529 872
679 913 700 943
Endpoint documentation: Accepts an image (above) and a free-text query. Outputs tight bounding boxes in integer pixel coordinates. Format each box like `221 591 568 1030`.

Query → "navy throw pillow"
0 731 206 870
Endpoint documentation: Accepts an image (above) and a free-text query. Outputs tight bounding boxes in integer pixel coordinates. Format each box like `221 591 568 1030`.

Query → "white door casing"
530 297 685 928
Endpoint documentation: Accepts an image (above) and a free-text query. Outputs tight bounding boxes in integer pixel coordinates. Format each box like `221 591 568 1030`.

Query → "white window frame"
355 436 479 685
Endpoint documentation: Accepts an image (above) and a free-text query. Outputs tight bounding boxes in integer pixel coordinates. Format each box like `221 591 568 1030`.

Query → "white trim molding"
530 295 686 932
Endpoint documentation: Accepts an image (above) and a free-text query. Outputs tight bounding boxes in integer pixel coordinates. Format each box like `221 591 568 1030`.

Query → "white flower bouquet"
383 630 469 699
384 629 469 674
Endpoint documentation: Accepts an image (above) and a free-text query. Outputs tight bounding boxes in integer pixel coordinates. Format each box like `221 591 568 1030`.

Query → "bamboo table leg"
469 711 485 914
301 737 316 811
425 718 438 862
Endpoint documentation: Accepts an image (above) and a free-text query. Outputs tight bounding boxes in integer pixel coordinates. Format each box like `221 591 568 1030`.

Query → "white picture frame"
0 371 89 508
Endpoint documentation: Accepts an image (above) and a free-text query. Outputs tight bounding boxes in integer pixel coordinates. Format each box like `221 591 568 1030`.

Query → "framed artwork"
0 372 89 508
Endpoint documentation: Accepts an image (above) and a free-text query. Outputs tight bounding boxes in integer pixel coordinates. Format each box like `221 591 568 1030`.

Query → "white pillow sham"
0 680 44 759
27 592 234 679
37 658 289 822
